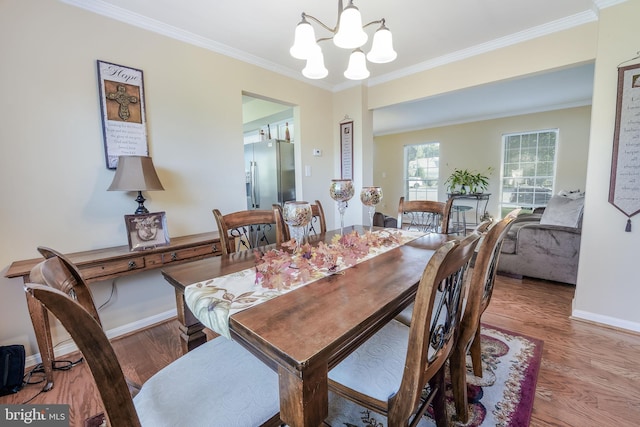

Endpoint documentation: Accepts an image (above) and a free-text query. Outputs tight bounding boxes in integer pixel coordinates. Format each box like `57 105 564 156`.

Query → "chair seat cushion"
133 336 279 427
329 319 410 402
395 305 413 326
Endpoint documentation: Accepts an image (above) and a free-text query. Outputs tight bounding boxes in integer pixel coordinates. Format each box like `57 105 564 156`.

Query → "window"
500 129 557 215
404 142 439 201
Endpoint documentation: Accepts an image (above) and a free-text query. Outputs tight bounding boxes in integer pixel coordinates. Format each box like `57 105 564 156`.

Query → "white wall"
0 0 336 357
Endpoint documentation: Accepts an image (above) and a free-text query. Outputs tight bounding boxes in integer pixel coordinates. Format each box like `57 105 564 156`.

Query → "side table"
6 231 222 363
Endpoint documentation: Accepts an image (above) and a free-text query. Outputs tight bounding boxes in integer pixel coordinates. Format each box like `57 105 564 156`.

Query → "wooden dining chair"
24 283 282 427
449 210 518 423
213 207 285 255
327 232 481 427
275 200 327 241
26 247 105 392
394 219 492 327
397 196 453 234
27 246 142 394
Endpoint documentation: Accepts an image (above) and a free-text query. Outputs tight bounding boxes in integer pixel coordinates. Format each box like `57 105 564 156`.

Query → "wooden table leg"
278 360 328 427
174 289 207 354
25 293 54 391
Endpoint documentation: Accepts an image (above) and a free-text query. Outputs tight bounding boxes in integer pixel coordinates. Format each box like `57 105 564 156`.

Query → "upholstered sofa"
373 212 398 228
497 193 584 285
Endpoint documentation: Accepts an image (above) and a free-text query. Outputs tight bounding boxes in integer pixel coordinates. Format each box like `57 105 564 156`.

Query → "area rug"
85 324 542 427
325 324 543 427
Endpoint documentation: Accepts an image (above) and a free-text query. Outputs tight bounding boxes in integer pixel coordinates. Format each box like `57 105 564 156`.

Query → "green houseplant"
446 168 492 194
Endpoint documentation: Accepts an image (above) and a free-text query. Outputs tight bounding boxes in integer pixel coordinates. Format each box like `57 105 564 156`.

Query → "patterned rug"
325 324 543 427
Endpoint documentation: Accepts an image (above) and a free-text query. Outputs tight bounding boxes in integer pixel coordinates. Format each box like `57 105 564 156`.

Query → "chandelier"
289 0 397 80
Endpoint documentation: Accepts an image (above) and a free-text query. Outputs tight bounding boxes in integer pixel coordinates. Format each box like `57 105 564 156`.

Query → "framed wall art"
609 61 640 231
97 60 149 169
125 211 170 251
340 120 354 180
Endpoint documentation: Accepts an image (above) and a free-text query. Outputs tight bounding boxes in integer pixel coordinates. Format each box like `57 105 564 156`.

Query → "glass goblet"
283 201 312 251
360 187 383 232
329 179 354 235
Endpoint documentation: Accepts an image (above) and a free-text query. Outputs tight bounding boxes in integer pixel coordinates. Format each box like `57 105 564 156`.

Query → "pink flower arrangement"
254 230 402 290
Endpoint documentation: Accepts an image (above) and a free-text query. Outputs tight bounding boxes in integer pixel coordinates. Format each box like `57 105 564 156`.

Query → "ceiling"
64 0 605 134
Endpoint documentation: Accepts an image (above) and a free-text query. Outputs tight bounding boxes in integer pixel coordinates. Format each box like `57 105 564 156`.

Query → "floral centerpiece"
254 230 402 290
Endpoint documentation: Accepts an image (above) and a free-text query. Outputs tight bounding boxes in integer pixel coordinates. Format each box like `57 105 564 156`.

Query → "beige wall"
368 23 598 110
0 0 335 357
374 107 591 219
573 0 640 330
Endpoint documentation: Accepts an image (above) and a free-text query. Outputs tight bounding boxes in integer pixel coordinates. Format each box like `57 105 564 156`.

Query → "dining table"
161 225 453 427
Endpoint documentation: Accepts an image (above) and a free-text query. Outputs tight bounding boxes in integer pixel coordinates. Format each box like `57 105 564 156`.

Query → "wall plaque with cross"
97 60 149 169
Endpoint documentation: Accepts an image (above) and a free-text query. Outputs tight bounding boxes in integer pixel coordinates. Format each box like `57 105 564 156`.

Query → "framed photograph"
97 60 149 169
340 120 353 180
125 211 170 251
609 62 640 224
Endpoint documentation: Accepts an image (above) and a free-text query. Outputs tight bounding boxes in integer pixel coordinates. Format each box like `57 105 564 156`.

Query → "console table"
448 193 491 232
6 231 221 353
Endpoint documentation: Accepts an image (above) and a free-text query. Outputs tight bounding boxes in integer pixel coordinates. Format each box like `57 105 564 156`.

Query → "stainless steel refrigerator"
245 139 296 210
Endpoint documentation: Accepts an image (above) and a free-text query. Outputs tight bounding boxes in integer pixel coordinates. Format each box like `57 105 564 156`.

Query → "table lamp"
108 155 165 214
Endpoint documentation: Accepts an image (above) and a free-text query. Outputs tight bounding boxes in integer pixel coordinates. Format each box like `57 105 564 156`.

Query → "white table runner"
185 229 425 338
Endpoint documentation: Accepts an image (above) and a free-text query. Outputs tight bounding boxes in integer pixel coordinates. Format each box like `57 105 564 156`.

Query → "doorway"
242 93 297 213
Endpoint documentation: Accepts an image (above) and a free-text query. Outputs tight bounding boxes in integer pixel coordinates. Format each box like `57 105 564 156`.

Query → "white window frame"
404 142 440 202
500 129 558 215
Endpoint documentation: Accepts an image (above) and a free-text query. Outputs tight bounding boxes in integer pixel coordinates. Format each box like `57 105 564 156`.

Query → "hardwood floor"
2 275 640 426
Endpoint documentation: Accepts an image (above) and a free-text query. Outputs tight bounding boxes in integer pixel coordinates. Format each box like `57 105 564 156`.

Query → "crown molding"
60 0 624 93
368 10 599 88
59 0 334 91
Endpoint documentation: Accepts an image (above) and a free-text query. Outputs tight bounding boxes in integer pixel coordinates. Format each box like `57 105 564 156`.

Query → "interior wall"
373 106 591 219
367 22 598 110
573 0 640 331
0 0 335 356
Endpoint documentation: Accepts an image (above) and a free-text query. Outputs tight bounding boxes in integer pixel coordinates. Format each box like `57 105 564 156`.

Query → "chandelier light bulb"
290 17 318 60
303 50 329 79
333 1 368 49
344 49 370 80
367 22 397 64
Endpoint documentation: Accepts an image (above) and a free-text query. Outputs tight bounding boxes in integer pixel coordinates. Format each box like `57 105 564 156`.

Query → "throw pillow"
540 194 585 228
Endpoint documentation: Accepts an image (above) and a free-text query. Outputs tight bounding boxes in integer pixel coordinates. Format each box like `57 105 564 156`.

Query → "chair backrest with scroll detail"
213 208 285 255
391 231 480 424
328 232 481 426
23 283 282 427
449 210 519 422
397 196 453 234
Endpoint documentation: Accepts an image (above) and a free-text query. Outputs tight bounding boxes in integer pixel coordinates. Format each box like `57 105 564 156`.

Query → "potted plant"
446 167 492 194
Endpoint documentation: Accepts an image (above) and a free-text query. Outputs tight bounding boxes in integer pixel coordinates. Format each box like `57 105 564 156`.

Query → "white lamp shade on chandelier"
303 50 329 79
333 3 368 49
367 23 397 63
344 49 370 80
289 18 317 60
290 0 396 81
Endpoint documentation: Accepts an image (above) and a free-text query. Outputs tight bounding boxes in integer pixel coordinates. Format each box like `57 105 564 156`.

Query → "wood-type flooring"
2 275 639 426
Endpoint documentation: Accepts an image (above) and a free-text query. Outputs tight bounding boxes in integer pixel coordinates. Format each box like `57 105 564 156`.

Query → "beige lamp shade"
108 155 164 192
108 155 164 214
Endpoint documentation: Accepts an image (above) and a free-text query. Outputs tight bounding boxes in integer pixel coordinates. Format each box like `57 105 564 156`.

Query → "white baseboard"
25 308 178 368
571 307 640 334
